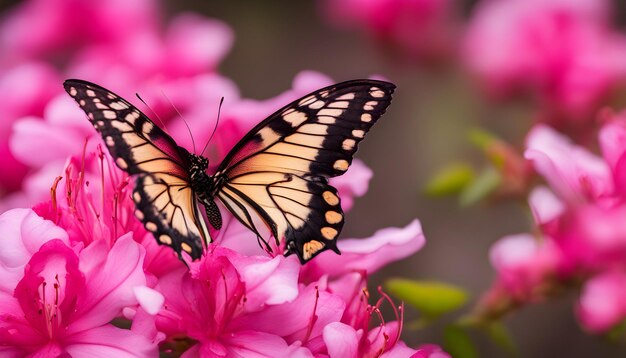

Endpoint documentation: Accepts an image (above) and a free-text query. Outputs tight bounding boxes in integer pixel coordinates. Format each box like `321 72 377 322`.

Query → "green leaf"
384 278 469 319
468 128 499 150
444 324 479 358
483 321 518 356
459 167 501 206
424 163 475 197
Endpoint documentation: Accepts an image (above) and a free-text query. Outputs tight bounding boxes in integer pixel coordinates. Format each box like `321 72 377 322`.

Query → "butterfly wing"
63 79 210 259
214 80 395 263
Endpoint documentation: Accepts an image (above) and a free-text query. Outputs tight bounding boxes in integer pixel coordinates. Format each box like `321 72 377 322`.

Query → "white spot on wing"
110 101 127 110
283 110 308 127
309 100 325 109
318 108 343 117
337 93 355 100
103 110 117 119
370 87 385 98
364 101 377 110
333 159 349 171
342 138 356 151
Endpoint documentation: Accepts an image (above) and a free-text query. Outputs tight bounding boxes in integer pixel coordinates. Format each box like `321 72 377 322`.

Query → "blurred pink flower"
0 0 159 66
321 0 458 62
525 124 613 203
480 114 626 331
463 0 626 124
0 0 233 200
577 270 626 333
0 234 156 357
66 12 233 103
525 123 626 271
0 62 61 192
412 344 452 358
488 233 560 301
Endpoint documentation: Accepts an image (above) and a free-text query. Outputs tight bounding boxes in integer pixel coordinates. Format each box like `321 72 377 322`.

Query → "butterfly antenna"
200 97 224 157
160 89 197 154
136 93 169 135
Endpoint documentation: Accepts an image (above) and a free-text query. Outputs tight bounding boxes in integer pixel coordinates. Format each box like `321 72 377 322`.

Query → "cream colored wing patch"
133 173 210 259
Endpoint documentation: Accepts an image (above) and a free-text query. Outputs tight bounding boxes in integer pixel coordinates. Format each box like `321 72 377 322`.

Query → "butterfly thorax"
188 153 211 194
187 152 223 230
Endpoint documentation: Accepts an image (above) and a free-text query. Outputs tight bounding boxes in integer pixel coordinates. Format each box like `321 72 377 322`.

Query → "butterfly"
64 79 395 263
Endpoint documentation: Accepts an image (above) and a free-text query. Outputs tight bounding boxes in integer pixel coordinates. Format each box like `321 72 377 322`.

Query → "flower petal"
65 324 157 358
323 322 359 358
70 233 146 333
0 209 68 293
229 254 300 308
134 286 164 315
303 220 425 280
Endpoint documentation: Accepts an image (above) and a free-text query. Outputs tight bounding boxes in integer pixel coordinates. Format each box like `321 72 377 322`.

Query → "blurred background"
2 0 626 356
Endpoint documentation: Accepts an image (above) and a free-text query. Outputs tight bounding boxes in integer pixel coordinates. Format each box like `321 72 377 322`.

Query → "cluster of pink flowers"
319 0 459 63
479 113 626 333
463 0 626 128
0 0 449 356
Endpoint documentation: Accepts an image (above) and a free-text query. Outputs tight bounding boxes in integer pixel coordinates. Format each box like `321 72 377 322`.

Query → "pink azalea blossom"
0 233 156 356
0 0 159 66
65 12 233 104
577 270 626 333
480 113 626 331
302 219 425 281
487 233 560 301
412 344 452 358
151 246 303 357
321 0 458 62
0 62 61 192
0 208 68 293
463 0 626 124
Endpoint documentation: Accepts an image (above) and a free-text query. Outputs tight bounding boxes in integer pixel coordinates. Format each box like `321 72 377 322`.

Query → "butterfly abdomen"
187 152 223 230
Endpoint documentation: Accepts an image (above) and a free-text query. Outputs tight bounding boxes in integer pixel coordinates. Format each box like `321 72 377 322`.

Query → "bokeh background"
2 0 626 357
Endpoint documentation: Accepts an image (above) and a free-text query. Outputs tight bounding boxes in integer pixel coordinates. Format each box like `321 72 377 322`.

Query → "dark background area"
2 1 626 356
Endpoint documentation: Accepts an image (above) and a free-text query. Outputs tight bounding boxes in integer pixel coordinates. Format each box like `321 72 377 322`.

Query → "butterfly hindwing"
214 80 395 262
63 80 210 259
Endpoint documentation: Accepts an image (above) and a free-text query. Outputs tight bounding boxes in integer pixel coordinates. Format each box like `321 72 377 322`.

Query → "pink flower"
463 0 626 123
577 270 626 333
0 0 158 66
0 62 61 192
599 112 626 195
0 208 68 294
0 233 156 356
151 246 302 357
412 344 452 358
65 13 233 102
321 0 458 62
302 219 426 281
525 124 613 203
480 113 626 330
524 122 626 270
488 233 560 300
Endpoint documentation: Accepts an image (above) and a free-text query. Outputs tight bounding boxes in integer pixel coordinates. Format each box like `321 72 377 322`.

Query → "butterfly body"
64 78 395 263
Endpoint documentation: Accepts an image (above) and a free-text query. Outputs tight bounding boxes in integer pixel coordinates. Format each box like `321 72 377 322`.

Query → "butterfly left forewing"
64 79 210 259
215 80 395 262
